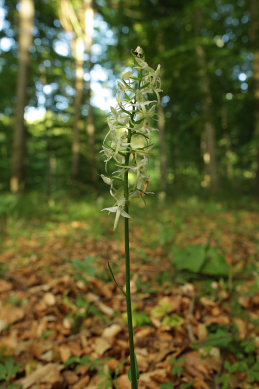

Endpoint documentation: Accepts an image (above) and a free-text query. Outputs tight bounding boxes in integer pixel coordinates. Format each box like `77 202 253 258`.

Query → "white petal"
120 209 131 219
101 174 112 185
113 209 121 230
102 207 118 213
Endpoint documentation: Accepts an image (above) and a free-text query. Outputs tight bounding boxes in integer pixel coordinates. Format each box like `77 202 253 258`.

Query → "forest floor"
0 194 259 389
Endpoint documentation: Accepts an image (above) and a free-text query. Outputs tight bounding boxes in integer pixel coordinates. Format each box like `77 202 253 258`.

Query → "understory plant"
101 46 162 388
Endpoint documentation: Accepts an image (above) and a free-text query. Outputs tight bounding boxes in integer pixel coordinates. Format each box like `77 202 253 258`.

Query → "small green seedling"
0 357 21 389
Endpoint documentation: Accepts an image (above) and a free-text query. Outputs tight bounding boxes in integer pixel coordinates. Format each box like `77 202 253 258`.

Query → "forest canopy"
0 0 258 197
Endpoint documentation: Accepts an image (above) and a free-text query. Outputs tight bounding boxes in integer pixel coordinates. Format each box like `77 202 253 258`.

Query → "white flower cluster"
101 46 162 230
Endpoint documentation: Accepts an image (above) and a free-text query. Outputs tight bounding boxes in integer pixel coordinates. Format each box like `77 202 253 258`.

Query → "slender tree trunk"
11 0 34 193
221 106 233 180
72 37 85 180
194 10 218 193
159 104 168 192
86 88 98 187
84 0 98 187
156 34 168 194
196 44 218 193
250 0 259 193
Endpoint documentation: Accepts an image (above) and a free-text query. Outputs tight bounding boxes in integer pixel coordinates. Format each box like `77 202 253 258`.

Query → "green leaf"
128 353 140 382
0 363 6 380
172 245 229 277
160 384 174 389
203 329 233 348
172 245 206 272
65 356 81 366
132 311 151 327
201 248 229 277
180 383 195 389
73 256 98 277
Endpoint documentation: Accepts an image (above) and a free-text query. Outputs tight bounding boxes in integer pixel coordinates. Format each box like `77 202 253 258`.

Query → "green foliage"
0 356 21 388
123 305 152 327
218 354 259 389
128 353 140 383
132 311 152 327
171 244 229 278
0 0 258 196
63 291 106 334
65 356 113 389
160 384 194 389
171 357 185 377
40 330 54 340
197 323 259 388
4 295 28 308
72 256 98 281
160 384 175 389
152 301 184 329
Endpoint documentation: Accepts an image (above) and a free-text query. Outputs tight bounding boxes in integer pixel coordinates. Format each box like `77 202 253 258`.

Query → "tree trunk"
250 0 259 193
10 0 34 193
196 44 219 193
159 104 168 192
71 37 85 180
84 0 97 187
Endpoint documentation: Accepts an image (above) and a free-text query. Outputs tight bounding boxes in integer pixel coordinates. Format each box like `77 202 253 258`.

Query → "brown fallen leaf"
135 326 155 339
62 370 79 385
43 292 56 306
116 374 131 389
18 363 63 389
73 374 91 389
139 369 167 384
102 324 122 339
0 279 12 292
57 345 71 363
197 323 207 342
106 358 121 371
0 304 25 328
205 314 230 326
234 318 248 340
93 337 111 357
97 301 114 316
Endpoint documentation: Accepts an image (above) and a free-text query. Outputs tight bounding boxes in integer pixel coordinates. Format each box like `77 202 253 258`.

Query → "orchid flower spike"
101 47 162 229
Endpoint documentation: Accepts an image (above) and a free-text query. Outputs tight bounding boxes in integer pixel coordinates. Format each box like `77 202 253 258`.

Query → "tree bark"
11 0 34 193
84 0 98 187
159 104 168 192
71 37 85 180
196 42 219 193
60 0 96 186
250 0 259 193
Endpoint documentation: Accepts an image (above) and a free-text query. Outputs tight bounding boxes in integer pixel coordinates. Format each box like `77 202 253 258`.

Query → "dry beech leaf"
106 358 120 371
0 304 25 326
197 323 208 342
0 280 12 292
18 363 63 389
62 370 79 385
116 374 131 389
102 324 122 339
139 369 167 383
94 337 111 356
43 292 56 306
97 301 114 316
73 374 90 389
205 314 230 326
135 326 154 339
234 318 248 340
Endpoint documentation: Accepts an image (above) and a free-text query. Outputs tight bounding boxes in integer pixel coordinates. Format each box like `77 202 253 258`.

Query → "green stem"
124 127 138 389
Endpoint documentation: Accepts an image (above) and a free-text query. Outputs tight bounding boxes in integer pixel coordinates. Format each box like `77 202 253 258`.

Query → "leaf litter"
0 205 259 389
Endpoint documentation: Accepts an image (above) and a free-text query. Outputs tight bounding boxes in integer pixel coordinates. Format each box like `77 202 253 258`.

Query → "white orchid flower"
101 46 162 230
102 198 131 230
